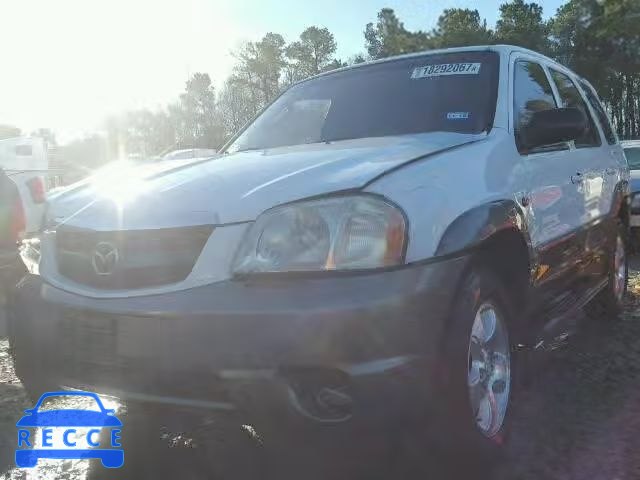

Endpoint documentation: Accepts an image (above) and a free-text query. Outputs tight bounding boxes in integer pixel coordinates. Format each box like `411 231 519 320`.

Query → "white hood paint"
48 132 485 230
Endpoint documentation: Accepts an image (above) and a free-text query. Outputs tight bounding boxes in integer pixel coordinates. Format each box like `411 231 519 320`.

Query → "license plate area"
60 310 123 382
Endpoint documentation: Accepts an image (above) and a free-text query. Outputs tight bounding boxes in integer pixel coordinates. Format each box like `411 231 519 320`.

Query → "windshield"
226 51 499 153
625 147 640 170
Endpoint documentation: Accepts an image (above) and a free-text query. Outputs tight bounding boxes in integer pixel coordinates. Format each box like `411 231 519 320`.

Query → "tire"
588 221 628 319
19 371 55 404
12 347 55 403
433 266 517 465
5 296 59 402
630 227 640 254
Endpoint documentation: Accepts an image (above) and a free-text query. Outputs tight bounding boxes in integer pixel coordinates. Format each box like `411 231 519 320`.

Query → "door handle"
571 173 583 184
605 167 616 175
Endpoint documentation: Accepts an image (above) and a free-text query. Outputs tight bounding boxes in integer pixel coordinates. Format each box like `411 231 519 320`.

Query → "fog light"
281 368 353 423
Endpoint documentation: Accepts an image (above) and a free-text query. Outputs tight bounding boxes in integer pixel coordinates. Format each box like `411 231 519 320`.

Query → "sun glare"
90 160 150 207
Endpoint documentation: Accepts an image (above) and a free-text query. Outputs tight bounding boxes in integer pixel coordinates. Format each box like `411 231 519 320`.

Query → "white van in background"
0 137 48 233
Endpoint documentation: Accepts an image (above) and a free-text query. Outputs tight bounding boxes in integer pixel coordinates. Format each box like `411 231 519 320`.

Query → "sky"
0 0 565 143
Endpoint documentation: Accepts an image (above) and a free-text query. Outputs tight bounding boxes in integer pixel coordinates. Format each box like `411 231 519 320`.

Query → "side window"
549 69 600 148
513 60 558 153
579 80 617 145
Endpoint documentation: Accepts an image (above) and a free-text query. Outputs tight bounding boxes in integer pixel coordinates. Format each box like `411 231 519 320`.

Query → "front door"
510 55 587 312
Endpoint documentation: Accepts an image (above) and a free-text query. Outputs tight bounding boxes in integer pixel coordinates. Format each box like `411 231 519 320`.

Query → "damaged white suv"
9 45 629 462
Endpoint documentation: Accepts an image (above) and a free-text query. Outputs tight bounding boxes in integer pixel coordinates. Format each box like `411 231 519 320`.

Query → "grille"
56 225 213 290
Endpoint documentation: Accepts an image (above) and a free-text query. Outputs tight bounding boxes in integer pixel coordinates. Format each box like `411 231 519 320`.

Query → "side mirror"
520 107 587 150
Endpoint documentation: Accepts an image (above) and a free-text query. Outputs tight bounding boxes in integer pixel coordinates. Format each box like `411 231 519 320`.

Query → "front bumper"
8 256 468 428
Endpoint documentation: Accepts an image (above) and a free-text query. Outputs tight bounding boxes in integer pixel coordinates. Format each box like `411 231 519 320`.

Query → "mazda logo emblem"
91 242 119 276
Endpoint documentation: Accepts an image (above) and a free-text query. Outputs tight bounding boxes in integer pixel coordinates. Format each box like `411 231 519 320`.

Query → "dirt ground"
2 260 640 479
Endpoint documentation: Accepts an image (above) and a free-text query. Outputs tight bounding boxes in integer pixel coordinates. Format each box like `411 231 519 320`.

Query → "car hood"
48 132 485 230
630 169 640 193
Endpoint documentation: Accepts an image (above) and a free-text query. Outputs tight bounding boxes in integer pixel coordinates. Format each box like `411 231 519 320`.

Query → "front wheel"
430 267 517 464
383 267 519 476
467 301 511 439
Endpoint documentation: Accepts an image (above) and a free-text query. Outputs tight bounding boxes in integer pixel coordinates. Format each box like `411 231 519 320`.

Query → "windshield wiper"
232 146 270 153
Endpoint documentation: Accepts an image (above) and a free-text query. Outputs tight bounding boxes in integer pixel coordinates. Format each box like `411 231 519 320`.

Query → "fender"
611 180 630 220
435 199 533 259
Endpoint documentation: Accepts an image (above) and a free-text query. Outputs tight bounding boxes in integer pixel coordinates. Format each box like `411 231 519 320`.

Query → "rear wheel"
588 222 628 318
630 228 640 254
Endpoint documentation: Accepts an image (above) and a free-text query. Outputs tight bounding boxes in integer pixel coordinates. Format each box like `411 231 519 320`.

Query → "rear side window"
513 61 557 153
579 80 617 145
549 69 600 148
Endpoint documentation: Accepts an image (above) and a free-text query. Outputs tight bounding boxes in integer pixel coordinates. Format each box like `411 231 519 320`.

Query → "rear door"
547 67 614 284
578 78 626 213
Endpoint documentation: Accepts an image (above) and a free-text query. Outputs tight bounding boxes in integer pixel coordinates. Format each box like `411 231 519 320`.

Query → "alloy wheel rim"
613 235 626 301
467 302 511 438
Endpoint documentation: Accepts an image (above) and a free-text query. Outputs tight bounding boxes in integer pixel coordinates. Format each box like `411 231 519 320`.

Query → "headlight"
232 195 407 274
631 193 640 210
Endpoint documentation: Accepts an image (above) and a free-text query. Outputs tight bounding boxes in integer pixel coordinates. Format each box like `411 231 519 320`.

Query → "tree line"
97 25 347 165
62 0 640 169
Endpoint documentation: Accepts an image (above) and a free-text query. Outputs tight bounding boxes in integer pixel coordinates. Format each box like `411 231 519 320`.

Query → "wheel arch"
435 199 533 261
435 200 534 330
612 180 630 230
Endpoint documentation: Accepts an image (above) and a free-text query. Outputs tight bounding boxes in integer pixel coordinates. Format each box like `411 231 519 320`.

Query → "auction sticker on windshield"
15 391 123 469
411 62 481 78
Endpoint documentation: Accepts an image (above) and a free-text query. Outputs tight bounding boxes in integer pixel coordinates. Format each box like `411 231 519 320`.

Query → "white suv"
0 136 48 233
10 45 630 463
